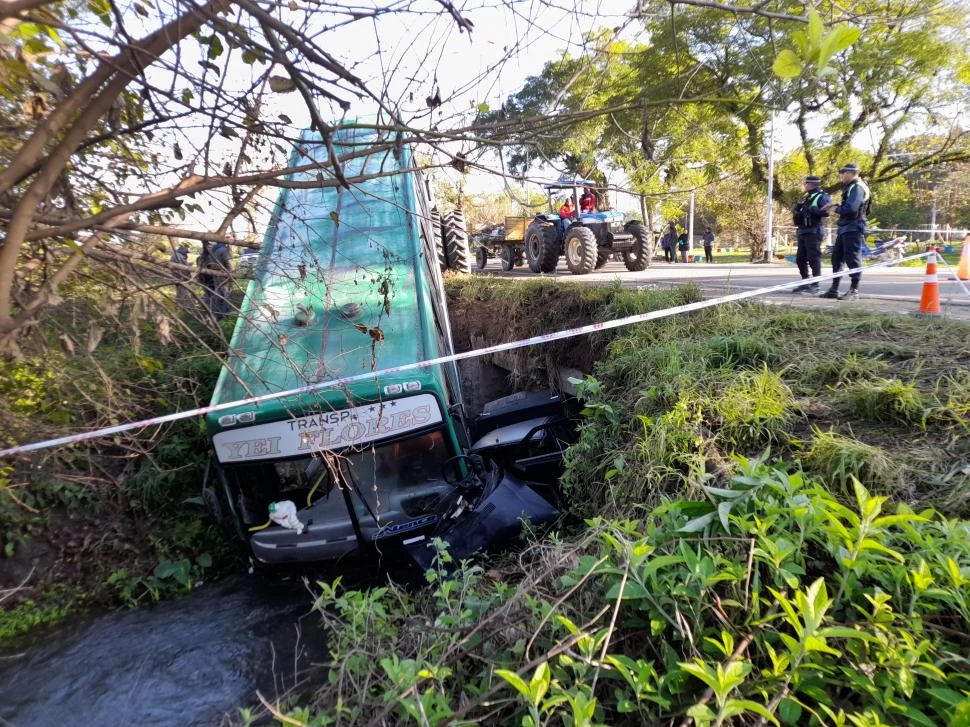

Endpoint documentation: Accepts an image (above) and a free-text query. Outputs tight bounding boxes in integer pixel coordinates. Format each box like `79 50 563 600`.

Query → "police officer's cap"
838 162 860 173
804 175 822 184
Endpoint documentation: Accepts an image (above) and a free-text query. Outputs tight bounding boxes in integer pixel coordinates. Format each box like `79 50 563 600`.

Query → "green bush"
285 458 970 726
802 428 899 495
713 367 795 450
705 333 780 369
841 378 929 428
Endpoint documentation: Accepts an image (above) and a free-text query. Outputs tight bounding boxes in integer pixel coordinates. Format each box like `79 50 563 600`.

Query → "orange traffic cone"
918 247 941 317
957 234 970 281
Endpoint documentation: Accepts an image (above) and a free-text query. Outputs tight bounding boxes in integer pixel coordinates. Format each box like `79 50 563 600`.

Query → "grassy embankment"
266 277 970 726
0 290 239 641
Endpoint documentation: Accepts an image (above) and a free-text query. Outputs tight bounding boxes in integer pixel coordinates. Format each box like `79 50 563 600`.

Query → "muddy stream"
0 576 326 726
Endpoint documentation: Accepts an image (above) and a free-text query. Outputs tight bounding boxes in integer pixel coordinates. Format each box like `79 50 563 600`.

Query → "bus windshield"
228 430 452 530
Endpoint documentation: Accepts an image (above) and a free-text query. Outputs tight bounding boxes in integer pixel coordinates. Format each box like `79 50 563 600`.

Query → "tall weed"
802 428 899 495
713 367 795 449
841 378 929 428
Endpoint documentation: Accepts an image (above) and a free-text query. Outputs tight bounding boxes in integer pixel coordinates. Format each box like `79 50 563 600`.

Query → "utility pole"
763 110 776 263
688 190 695 257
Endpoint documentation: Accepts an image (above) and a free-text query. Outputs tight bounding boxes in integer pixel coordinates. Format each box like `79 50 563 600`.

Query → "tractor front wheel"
623 222 653 272
564 226 597 275
525 222 559 273
475 245 488 270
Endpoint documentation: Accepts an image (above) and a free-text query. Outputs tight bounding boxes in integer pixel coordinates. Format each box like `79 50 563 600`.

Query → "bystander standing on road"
209 239 233 319
677 230 689 263
197 241 215 316
661 222 677 263
169 243 191 305
702 227 715 263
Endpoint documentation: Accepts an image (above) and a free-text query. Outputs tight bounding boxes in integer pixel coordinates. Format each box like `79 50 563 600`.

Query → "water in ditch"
0 576 326 726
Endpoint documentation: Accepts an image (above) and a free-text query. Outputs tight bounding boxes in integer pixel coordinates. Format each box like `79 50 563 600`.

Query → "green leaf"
679 661 720 694
807 6 823 46
679 511 716 533
495 669 530 700
818 626 879 643
924 687 966 707
529 662 550 708
606 580 649 600
779 697 802 723
153 559 176 579
196 553 213 568
803 635 841 656
791 30 810 56
686 704 716 725
207 35 224 60
717 501 733 532
858 538 904 562
773 49 803 79
946 556 967 587
817 26 861 68
724 699 780 725
477 102 490 113
640 554 686 582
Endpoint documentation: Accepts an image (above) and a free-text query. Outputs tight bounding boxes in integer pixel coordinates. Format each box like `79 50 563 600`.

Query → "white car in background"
235 249 260 278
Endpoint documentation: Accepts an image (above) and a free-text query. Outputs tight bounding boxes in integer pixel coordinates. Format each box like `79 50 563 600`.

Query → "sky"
154 0 652 231
131 0 818 234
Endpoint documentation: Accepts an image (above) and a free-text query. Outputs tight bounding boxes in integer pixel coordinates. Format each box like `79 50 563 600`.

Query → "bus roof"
205 127 445 434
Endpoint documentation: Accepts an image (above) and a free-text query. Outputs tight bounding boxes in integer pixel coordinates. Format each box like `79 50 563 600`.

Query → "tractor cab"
524 179 653 275
543 179 629 239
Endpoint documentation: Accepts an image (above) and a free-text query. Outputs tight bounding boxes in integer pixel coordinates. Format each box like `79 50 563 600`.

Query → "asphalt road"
480 256 970 319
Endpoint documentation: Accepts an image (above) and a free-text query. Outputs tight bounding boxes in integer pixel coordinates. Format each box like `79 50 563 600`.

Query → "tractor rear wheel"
431 207 446 270
564 226 597 275
525 222 559 273
444 209 471 273
623 222 653 272
500 245 515 271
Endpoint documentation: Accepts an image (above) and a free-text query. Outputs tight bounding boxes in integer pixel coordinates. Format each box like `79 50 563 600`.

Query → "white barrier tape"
939 257 970 299
0 252 934 459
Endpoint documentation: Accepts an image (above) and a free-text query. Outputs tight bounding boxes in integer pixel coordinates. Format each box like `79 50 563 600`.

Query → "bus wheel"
444 209 471 273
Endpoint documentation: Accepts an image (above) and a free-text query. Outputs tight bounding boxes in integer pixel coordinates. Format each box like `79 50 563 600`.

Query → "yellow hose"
248 519 271 532
306 470 328 507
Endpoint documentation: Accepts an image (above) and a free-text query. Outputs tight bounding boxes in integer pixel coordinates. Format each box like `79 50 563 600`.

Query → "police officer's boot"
819 286 840 299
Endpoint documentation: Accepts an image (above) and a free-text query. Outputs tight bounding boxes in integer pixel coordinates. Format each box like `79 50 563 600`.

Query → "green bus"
203 126 470 565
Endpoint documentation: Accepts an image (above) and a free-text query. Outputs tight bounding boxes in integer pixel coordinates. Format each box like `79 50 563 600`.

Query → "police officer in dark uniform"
820 162 871 300
792 175 830 294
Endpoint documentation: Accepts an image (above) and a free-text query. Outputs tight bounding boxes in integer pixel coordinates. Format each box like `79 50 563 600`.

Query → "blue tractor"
524 180 653 275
